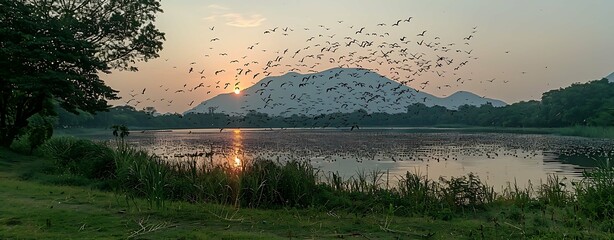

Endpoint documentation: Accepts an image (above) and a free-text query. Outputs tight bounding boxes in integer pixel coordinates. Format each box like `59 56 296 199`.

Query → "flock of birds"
119 16 524 121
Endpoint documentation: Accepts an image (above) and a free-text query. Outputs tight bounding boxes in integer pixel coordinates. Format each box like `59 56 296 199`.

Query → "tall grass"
41 136 115 179
500 179 534 208
558 126 614 139
239 159 318 208
536 175 571 207
111 145 170 209
574 166 614 220
396 170 438 214
39 137 614 221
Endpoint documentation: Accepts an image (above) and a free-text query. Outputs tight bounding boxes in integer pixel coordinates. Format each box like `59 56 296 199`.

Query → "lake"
84 128 613 190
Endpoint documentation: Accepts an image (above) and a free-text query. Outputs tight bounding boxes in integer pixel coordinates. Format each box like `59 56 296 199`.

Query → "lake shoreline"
55 125 614 138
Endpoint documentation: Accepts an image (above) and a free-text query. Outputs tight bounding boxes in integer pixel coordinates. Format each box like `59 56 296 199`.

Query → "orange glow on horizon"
234 88 240 94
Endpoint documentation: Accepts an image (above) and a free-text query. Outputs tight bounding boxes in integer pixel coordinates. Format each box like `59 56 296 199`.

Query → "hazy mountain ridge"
186 68 506 116
606 72 614 82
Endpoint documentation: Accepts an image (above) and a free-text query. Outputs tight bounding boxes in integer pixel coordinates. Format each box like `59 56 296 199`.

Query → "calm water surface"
87 128 614 189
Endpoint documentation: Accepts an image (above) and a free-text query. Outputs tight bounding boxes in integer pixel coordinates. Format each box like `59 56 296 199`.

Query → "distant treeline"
55 78 614 129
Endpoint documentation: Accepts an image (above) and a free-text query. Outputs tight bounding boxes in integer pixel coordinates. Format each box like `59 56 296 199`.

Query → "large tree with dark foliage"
540 79 614 127
0 0 164 147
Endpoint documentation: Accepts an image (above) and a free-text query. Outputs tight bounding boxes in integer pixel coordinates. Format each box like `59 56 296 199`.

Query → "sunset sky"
104 0 614 114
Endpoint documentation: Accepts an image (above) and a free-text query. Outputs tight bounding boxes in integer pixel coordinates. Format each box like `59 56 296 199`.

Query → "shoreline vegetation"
2 133 614 239
55 125 614 139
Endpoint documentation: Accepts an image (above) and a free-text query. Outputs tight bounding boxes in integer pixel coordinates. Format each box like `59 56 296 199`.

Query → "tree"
143 106 158 116
111 124 129 144
541 79 614 127
0 0 165 147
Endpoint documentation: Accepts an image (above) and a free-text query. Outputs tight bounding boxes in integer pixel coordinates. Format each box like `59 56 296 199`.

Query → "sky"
104 0 614 114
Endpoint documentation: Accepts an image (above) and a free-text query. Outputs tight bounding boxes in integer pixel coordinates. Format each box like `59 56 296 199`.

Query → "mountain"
185 68 506 116
606 72 614 83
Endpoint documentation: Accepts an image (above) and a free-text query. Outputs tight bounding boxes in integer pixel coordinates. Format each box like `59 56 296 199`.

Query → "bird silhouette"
355 27 365 34
260 79 274 87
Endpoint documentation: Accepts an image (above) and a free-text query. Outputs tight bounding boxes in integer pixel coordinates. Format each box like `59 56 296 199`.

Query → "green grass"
368 125 614 139
452 126 614 139
557 126 614 139
2 143 614 239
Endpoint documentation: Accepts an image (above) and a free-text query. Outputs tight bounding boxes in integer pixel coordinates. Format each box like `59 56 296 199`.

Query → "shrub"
41 137 115 179
439 173 495 211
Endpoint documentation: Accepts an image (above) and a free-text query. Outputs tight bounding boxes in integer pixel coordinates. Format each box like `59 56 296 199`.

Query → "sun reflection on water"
231 129 244 171
234 156 242 168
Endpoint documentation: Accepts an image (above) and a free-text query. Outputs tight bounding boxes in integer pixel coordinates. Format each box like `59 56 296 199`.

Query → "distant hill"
606 72 614 83
185 68 506 116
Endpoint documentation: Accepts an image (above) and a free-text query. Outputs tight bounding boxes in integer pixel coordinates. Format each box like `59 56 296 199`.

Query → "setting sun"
234 88 240 94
